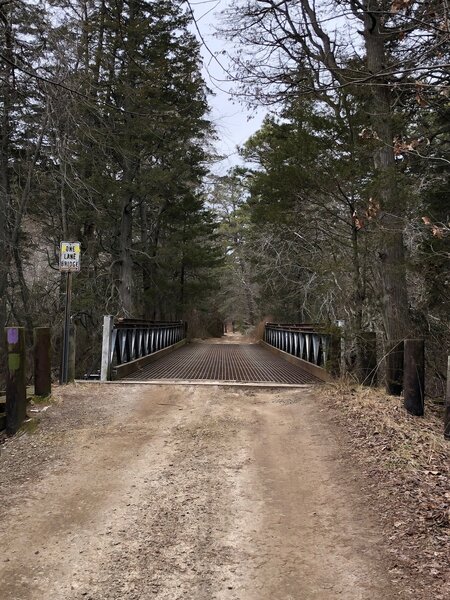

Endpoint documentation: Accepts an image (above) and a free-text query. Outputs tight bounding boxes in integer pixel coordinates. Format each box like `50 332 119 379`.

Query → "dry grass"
323 382 449 599
326 382 448 470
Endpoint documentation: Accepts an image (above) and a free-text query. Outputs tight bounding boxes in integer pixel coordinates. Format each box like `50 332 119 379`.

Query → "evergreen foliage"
0 0 220 377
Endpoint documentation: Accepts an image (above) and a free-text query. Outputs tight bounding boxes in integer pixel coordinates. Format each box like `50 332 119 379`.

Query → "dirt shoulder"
321 383 449 600
0 382 444 599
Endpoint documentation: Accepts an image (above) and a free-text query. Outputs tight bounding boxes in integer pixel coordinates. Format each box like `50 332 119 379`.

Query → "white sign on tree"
59 241 81 272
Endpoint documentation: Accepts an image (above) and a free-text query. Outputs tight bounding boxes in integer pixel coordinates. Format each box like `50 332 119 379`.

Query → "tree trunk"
119 184 134 316
117 0 139 317
140 201 154 320
140 203 167 320
13 246 33 336
363 2 410 346
0 3 13 341
350 216 367 379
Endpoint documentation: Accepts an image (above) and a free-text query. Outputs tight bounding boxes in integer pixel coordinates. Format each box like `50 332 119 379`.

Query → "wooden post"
403 339 425 416
34 327 51 396
359 332 377 386
385 340 404 396
444 356 450 440
327 334 341 377
60 271 73 384
100 316 114 381
68 324 76 382
5 327 27 434
336 320 346 376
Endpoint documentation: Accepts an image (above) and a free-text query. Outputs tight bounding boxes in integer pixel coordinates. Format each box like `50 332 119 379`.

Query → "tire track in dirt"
0 384 404 599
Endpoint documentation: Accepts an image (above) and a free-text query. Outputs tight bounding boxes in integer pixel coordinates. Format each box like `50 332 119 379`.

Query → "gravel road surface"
0 384 402 599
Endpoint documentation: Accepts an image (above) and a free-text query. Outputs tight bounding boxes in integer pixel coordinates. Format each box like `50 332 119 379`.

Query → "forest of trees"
0 0 222 376
215 0 449 394
1 1 449 392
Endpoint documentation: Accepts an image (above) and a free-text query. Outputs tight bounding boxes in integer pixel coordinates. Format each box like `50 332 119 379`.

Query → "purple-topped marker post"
5 327 27 434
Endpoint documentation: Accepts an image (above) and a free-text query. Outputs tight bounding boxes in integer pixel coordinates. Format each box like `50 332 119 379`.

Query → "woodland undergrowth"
323 382 449 598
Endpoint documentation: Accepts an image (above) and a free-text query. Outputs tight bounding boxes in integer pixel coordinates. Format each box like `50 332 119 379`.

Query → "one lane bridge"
123 341 320 385
100 318 336 386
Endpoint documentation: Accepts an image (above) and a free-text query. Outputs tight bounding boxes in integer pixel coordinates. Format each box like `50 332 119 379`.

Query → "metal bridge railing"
100 317 187 381
264 323 331 370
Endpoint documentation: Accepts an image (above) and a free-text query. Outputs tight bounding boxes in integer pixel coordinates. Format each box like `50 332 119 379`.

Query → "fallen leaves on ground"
323 383 449 599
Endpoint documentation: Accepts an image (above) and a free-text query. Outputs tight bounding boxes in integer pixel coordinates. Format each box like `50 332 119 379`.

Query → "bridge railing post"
100 316 114 381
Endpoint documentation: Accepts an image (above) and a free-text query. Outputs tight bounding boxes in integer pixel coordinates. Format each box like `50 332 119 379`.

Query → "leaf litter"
322 382 449 599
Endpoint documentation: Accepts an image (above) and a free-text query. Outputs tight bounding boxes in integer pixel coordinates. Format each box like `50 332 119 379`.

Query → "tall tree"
0 0 48 338
0 0 218 380
209 171 258 329
221 0 449 374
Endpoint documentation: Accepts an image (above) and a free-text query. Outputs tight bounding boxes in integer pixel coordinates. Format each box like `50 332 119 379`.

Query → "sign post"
59 242 80 384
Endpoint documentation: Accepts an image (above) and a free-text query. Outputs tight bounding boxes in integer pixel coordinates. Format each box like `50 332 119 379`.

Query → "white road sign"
59 241 81 272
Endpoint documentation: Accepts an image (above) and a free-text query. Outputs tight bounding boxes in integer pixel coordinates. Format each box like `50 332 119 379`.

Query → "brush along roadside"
322 383 449 599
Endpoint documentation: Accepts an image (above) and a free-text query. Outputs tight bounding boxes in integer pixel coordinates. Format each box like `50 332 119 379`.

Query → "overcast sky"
189 0 266 174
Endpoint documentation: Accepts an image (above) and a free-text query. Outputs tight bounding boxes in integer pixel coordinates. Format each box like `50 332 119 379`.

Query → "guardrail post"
5 327 27 434
445 356 450 440
68 324 76 382
100 316 114 381
326 334 341 377
336 320 346 375
403 339 425 416
359 331 377 386
34 327 51 396
385 340 404 396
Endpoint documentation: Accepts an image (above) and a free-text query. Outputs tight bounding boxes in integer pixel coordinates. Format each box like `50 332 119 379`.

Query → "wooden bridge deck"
123 342 321 385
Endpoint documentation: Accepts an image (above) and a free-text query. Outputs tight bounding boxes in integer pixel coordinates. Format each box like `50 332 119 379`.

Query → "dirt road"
0 384 402 599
